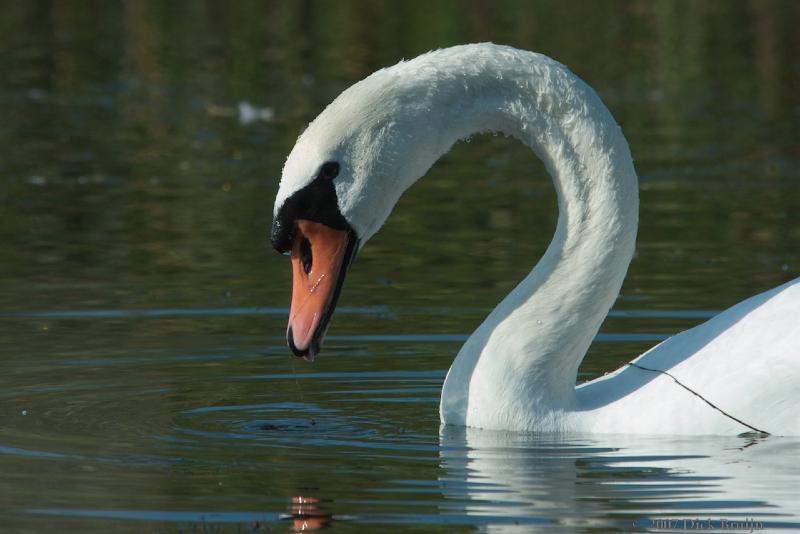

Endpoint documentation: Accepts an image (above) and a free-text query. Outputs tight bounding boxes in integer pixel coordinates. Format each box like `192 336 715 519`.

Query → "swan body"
272 43 800 435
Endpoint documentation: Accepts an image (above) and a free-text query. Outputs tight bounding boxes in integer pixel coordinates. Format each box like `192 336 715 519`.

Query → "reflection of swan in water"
438 427 800 531
282 496 333 532
272 43 800 434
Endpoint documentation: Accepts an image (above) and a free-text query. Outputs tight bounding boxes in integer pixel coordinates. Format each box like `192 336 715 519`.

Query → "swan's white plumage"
275 43 800 435
575 278 800 435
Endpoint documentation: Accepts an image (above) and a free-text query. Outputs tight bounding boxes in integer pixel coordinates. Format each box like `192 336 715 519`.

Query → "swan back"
576 277 800 435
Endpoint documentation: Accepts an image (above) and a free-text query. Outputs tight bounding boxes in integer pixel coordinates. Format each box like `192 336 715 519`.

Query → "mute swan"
271 43 800 435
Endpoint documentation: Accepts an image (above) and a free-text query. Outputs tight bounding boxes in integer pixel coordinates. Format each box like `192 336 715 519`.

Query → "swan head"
271 59 448 360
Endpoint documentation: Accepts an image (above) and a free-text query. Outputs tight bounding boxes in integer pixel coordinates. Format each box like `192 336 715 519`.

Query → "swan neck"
430 52 639 429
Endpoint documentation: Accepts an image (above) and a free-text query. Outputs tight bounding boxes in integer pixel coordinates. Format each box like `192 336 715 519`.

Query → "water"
1 1 799 532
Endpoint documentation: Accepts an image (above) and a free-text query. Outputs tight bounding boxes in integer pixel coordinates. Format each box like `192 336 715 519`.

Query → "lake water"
1 2 799 532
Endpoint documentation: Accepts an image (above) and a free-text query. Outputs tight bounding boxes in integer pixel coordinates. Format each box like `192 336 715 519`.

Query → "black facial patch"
271 172 351 253
319 161 339 180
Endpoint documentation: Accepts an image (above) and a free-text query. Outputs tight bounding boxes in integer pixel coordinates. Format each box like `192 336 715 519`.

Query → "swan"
270 43 800 435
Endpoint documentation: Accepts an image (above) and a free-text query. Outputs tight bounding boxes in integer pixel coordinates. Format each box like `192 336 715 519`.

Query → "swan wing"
576 277 800 435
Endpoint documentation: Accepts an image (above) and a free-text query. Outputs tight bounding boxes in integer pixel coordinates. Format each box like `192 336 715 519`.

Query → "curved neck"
406 49 640 430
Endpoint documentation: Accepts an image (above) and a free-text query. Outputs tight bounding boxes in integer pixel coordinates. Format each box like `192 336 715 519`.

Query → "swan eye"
300 237 313 274
319 162 339 180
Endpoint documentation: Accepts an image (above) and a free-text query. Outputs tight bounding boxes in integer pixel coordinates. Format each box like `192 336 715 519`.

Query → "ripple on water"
3 308 800 532
172 386 441 458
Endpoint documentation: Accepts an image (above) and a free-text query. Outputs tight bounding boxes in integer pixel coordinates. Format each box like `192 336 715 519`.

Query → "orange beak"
287 219 356 361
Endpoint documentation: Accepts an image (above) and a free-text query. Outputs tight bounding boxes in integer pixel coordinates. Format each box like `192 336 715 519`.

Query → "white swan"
271 43 800 435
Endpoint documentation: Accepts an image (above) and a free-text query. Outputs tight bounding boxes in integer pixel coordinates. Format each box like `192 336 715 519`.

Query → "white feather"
275 43 800 435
